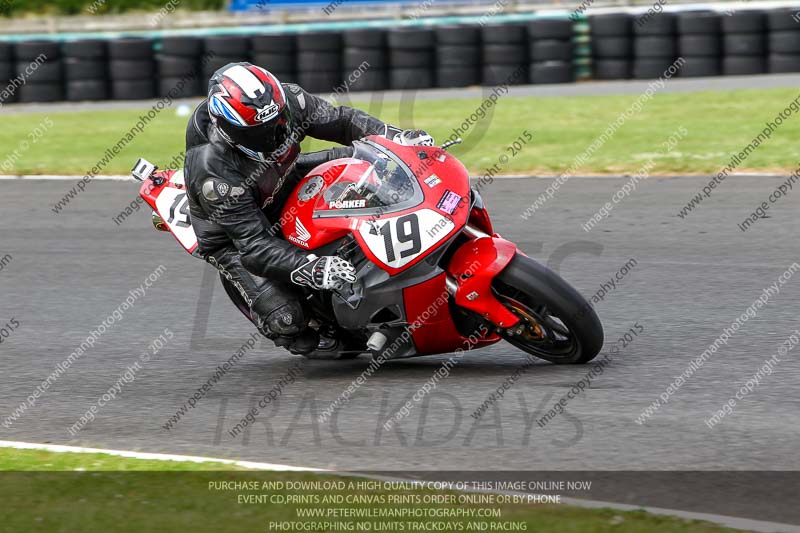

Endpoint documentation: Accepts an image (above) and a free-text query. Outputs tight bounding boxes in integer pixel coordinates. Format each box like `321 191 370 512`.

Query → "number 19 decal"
379 213 422 263
359 209 454 270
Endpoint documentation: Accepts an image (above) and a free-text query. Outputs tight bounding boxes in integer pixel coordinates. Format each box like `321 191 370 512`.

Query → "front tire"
493 253 604 364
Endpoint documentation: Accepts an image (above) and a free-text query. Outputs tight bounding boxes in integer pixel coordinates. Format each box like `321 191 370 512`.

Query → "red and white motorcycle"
131 136 603 363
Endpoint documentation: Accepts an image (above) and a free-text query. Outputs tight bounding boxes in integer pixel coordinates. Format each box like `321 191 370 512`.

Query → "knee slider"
260 302 305 337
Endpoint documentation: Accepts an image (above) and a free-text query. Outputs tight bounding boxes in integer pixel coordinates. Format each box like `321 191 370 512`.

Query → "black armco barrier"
1 7 799 104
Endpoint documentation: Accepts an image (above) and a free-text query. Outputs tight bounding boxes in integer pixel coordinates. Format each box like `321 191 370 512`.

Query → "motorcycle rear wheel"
492 253 604 364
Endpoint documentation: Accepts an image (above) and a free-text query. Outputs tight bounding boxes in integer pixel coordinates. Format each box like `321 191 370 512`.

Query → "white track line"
1 440 796 533
0 440 321 472
0 175 132 181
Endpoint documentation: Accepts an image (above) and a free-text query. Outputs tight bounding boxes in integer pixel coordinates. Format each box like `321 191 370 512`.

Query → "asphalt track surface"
1 175 799 527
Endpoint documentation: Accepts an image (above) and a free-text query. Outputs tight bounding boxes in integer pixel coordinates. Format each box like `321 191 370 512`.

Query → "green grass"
0 448 749 533
0 448 245 471
2 87 799 176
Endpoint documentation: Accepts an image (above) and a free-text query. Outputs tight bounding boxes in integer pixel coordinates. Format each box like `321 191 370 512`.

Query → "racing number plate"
359 208 455 270
154 186 198 253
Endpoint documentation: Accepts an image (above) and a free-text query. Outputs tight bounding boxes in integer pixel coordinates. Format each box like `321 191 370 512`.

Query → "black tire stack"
252 34 297 84
157 36 204 98
721 10 766 75
297 33 342 93
203 35 250 81
388 28 435 90
527 19 575 84
632 13 677 79
63 39 107 102
108 38 154 100
15 41 62 103
435 25 481 88
767 8 800 73
0 42 15 105
482 24 528 86
590 13 633 80
676 11 721 77
342 29 387 92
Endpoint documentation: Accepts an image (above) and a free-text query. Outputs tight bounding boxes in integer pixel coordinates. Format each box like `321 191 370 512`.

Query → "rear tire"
492 253 603 364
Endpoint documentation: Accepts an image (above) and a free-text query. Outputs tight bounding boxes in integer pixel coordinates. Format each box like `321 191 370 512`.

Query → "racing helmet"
207 62 293 162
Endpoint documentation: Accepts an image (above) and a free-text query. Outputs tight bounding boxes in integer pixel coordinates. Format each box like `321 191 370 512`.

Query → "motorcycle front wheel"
492 253 604 364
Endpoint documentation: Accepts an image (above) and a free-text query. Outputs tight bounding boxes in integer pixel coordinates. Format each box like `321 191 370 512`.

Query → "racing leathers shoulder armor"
184 82 399 281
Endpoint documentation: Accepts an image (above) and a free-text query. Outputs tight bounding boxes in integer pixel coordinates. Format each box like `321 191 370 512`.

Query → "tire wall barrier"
591 7 800 80
1 6 798 104
0 20 574 103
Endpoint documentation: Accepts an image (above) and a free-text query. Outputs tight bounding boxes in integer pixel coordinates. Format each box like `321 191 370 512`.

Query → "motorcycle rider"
184 62 433 354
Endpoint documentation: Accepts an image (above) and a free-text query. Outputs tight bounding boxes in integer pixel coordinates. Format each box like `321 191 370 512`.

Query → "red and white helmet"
207 62 293 162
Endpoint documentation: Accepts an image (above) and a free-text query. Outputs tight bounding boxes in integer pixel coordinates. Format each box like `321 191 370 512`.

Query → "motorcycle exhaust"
151 211 169 232
366 331 388 352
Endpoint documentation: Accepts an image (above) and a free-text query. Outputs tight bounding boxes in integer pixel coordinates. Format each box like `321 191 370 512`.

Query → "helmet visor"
218 107 292 158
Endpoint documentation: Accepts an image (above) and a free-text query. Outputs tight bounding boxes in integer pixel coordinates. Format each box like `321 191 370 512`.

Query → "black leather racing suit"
184 82 396 345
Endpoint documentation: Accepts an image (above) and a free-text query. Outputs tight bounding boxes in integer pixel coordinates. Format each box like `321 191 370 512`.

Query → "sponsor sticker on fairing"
329 199 366 209
436 190 462 215
424 174 442 188
288 218 312 247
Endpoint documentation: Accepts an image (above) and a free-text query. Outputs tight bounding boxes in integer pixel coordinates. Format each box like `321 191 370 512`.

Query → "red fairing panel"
447 236 521 329
281 158 355 250
403 273 498 355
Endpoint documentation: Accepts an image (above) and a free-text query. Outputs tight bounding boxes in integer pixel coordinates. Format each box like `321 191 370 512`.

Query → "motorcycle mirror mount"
440 138 462 151
131 158 157 182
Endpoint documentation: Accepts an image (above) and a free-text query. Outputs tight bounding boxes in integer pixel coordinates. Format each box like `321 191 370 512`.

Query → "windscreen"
315 141 418 214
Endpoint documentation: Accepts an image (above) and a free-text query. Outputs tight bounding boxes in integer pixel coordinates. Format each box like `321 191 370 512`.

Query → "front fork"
445 224 522 330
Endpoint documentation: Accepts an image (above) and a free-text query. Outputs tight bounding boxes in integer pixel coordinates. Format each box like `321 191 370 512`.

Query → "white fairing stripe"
225 64 266 98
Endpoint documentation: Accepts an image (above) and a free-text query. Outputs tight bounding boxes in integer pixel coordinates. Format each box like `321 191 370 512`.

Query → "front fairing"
281 136 472 275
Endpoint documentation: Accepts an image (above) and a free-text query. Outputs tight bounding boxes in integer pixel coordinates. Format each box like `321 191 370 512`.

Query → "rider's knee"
252 288 306 337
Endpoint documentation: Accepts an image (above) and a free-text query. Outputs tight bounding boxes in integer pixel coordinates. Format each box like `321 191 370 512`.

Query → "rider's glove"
397 129 435 147
291 255 356 290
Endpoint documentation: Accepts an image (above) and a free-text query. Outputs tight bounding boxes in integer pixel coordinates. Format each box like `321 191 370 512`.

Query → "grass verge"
0 448 748 533
1 87 799 176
